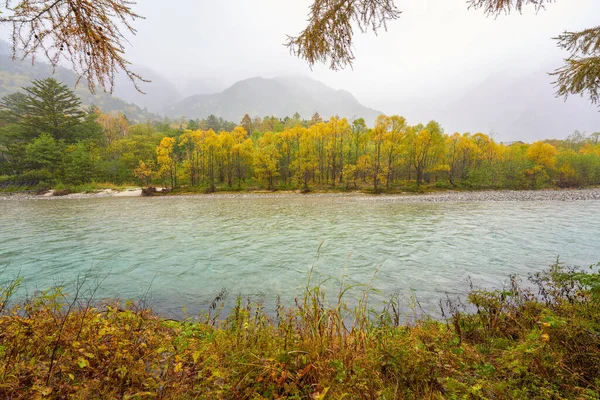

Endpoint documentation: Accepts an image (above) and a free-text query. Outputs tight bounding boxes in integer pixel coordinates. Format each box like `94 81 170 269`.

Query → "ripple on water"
1 197 599 315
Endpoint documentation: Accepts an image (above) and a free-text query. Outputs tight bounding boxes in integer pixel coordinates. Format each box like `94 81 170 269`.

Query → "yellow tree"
370 115 390 191
446 133 477 186
383 115 407 189
324 117 350 187
279 126 303 185
97 110 129 145
310 122 328 185
527 141 558 169
156 137 177 188
202 130 219 192
218 130 235 187
294 128 319 190
178 129 204 186
231 127 252 188
407 121 445 186
254 132 281 190
133 160 154 187
526 141 558 187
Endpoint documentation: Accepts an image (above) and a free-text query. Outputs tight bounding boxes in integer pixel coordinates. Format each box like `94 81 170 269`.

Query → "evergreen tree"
2 78 85 143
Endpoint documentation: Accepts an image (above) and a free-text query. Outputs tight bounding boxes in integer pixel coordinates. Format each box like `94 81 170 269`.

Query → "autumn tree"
203 130 219 192
370 115 389 191
97 110 129 145
240 114 253 135
218 130 235 187
0 0 144 93
294 128 319 190
446 133 477 187
231 127 253 188
254 132 280 190
407 121 444 186
156 137 177 188
383 115 407 188
133 160 154 187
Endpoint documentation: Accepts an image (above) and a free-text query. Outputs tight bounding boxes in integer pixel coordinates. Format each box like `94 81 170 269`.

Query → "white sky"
126 0 600 104
2 0 597 139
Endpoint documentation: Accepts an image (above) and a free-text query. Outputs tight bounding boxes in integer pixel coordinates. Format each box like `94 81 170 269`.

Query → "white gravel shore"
2 188 600 202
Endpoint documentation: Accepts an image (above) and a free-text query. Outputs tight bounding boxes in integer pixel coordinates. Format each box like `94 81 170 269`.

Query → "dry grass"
0 261 599 399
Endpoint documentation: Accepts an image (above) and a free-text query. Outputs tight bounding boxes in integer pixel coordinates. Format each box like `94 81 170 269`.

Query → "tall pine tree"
4 78 85 143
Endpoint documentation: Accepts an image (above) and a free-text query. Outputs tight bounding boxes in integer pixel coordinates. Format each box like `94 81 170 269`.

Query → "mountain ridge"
0 40 159 123
166 76 382 124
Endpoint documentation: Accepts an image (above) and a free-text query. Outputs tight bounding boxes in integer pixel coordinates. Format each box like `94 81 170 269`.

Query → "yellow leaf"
77 357 89 368
313 387 329 400
192 350 201 364
174 362 183 373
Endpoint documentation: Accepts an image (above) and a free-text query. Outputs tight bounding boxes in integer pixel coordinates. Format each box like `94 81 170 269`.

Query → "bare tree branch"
552 56 600 105
285 0 401 70
0 0 147 94
466 0 554 16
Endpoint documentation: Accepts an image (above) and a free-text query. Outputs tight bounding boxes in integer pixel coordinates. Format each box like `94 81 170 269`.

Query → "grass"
0 261 599 399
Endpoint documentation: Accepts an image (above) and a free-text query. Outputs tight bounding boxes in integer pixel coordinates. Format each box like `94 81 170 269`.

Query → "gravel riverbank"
2 188 600 202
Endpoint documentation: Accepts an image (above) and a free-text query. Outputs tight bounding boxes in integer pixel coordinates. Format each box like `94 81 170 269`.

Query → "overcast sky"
120 0 599 139
126 1 596 94
1 0 595 139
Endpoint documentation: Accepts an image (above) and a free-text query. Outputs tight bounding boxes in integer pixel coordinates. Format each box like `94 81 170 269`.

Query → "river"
1 195 599 317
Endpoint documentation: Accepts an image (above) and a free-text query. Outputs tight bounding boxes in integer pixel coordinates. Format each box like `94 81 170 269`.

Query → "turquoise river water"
1 196 599 317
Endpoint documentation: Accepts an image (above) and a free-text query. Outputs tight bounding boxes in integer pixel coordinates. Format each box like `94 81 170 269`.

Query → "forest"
1 78 600 193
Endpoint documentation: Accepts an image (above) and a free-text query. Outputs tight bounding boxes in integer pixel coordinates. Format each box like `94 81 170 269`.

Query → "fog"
119 0 599 140
5 0 600 140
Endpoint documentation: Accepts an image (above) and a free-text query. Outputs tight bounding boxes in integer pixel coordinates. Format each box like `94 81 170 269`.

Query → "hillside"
113 66 183 114
0 41 159 122
376 68 599 141
166 76 382 124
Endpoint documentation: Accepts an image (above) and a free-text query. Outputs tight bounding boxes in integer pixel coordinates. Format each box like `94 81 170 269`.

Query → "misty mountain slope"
438 70 599 141
0 40 159 122
113 66 182 114
166 76 382 124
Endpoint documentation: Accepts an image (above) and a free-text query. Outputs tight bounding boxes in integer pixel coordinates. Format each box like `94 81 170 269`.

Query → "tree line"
1 78 599 192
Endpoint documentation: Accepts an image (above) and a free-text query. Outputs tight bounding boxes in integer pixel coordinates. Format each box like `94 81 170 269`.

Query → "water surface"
1 196 599 316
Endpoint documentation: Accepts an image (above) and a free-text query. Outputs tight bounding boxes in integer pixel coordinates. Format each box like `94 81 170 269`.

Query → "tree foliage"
286 0 401 70
1 78 85 142
0 0 144 93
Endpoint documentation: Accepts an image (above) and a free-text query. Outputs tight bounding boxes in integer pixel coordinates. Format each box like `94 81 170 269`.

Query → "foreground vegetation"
1 78 600 195
0 261 599 399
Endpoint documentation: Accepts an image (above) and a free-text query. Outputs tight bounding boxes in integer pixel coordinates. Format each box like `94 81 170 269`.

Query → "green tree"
62 143 95 185
25 133 62 173
2 78 85 142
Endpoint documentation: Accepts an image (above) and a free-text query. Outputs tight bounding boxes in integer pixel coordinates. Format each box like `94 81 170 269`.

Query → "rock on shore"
2 188 600 202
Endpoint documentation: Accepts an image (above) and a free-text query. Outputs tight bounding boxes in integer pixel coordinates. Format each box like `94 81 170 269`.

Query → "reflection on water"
1 196 599 317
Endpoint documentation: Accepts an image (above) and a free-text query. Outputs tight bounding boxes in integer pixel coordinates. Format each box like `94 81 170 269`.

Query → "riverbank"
0 263 598 399
2 187 600 202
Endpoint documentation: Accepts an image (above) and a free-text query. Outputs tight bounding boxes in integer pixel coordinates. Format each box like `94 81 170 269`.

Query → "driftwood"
141 186 157 196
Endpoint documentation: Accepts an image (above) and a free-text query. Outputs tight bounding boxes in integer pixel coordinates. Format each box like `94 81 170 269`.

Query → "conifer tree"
1 78 85 142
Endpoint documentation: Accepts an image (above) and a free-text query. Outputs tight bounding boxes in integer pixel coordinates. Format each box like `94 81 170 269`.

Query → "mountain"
438 69 600 141
166 76 382 125
0 41 159 122
113 66 182 114
376 68 599 142
172 76 228 98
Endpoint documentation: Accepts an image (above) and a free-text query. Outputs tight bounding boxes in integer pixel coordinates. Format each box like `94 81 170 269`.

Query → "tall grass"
0 260 599 398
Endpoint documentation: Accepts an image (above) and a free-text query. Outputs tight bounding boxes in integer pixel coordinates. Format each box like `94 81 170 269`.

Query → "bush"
0 261 598 398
